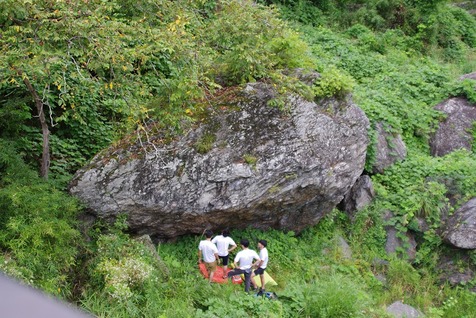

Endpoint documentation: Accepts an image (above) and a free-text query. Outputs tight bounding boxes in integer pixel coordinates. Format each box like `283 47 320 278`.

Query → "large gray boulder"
443 198 476 249
70 81 369 239
371 122 407 174
430 97 476 157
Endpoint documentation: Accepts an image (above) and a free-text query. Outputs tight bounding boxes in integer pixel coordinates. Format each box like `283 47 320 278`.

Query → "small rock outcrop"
383 211 417 260
443 197 476 249
337 236 352 260
430 97 476 157
386 301 422 318
437 252 475 288
459 72 476 80
338 175 375 218
371 122 407 174
135 235 170 278
70 80 369 239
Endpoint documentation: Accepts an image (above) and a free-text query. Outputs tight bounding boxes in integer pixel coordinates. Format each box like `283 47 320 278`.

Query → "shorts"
219 255 229 266
205 260 217 272
254 267 266 275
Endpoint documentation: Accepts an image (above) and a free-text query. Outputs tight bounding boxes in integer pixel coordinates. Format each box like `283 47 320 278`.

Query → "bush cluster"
0 141 80 297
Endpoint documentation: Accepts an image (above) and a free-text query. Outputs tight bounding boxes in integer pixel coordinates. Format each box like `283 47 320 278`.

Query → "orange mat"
198 263 242 284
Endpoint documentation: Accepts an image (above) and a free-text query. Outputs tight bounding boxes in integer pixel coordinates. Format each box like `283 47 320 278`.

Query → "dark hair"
222 229 230 237
205 229 213 238
240 239 250 248
258 239 267 247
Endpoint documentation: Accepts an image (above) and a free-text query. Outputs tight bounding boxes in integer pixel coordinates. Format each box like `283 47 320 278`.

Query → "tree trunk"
22 75 50 180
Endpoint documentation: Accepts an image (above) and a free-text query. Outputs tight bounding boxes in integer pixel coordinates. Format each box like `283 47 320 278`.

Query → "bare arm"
253 257 262 268
228 244 237 253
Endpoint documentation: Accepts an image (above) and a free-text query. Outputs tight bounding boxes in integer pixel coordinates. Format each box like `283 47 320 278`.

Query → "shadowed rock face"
70 82 369 239
338 175 375 218
437 251 475 288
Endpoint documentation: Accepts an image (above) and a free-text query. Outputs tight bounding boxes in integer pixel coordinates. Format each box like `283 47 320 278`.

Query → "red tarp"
198 263 243 284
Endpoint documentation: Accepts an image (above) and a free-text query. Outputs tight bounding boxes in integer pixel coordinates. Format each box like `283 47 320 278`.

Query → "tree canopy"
0 0 315 178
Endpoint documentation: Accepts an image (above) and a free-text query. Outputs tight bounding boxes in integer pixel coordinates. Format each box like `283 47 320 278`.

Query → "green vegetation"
2 0 476 317
243 154 258 169
78 212 476 317
0 141 80 296
0 0 314 180
195 132 217 154
313 67 356 99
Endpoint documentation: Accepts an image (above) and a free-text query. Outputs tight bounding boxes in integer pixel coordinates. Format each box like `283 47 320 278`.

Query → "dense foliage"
0 140 80 296
1 0 476 317
0 0 314 179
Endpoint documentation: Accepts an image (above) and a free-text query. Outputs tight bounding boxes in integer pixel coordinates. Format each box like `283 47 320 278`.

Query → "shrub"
281 275 369 318
373 151 476 234
202 0 314 85
313 67 355 99
80 218 170 316
195 292 284 318
97 256 154 300
0 144 80 296
446 78 476 103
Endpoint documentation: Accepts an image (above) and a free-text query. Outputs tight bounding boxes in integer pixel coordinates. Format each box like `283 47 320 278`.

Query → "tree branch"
19 71 50 179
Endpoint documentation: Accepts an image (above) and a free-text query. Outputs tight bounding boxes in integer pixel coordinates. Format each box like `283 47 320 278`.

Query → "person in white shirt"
226 239 261 292
251 239 269 294
212 229 237 278
198 230 219 283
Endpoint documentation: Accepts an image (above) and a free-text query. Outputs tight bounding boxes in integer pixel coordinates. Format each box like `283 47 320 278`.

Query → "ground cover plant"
78 213 476 317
